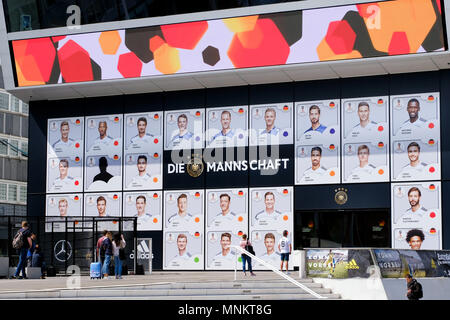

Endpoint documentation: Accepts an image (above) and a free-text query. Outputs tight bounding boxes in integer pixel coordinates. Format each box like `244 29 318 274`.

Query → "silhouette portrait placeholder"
93 157 113 183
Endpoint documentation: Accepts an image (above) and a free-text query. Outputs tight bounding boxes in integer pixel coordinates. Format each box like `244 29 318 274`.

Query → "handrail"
231 245 327 299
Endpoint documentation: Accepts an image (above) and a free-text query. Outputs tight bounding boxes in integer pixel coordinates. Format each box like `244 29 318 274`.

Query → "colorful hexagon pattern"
99 30 122 55
118 52 143 78
58 40 94 83
161 21 208 50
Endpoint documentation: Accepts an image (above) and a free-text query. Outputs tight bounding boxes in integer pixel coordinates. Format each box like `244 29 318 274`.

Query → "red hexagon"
325 20 356 55
388 32 410 55
58 40 93 83
118 52 143 78
17 38 56 83
161 21 208 50
227 18 290 69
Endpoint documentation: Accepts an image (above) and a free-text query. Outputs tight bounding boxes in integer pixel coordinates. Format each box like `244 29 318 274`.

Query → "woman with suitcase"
112 233 126 279
101 232 113 279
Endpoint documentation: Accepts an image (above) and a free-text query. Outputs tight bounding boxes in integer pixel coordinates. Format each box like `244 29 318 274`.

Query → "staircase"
0 278 341 300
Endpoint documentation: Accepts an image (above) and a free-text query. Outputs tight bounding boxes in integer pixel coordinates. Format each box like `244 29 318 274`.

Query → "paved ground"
0 271 302 293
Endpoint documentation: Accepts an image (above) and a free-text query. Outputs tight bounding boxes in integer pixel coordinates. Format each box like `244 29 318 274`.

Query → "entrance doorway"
294 209 390 249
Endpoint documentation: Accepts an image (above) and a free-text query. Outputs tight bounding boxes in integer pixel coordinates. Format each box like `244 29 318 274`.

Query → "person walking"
101 232 113 279
406 274 423 300
112 233 126 279
12 221 32 279
96 230 108 265
278 230 292 274
239 234 255 276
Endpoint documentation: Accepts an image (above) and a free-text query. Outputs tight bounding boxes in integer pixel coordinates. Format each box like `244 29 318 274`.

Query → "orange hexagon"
154 43 181 74
99 30 122 55
223 15 259 33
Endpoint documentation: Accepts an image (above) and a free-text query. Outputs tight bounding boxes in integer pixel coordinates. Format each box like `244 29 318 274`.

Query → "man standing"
304 105 327 134
96 230 108 265
12 221 32 279
278 230 292 274
406 274 423 300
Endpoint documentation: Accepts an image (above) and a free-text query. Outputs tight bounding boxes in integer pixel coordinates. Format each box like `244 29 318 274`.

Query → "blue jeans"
114 256 122 277
242 255 252 273
15 248 28 277
102 254 112 275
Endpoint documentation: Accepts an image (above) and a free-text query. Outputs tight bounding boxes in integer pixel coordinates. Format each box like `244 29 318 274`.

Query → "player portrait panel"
250 230 282 268
206 231 242 270
295 145 339 185
47 157 83 193
164 190 204 231
84 115 123 191
391 139 440 182
124 112 163 190
295 99 340 147
45 194 82 232
123 191 162 231
341 97 388 143
249 187 293 270
391 182 441 250
343 143 388 183
249 103 293 146
164 231 204 270
84 192 122 231
164 109 204 150
206 106 248 148
47 117 83 158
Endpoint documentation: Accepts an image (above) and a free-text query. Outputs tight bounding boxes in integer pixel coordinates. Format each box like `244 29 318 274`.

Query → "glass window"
7 184 17 202
0 184 6 201
0 92 9 110
0 113 5 134
20 141 28 157
19 185 26 203
9 140 18 156
21 103 29 115
0 139 7 155
12 115 21 137
21 116 28 138
11 96 20 113
4 114 12 135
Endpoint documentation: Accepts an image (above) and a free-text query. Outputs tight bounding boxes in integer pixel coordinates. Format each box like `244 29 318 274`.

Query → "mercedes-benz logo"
54 240 72 262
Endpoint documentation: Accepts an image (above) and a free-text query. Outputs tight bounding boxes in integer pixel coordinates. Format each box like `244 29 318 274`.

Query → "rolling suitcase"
90 250 102 279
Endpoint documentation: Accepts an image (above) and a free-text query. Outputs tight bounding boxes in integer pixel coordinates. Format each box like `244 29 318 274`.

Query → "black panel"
136 231 163 270
250 82 293 105
389 71 440 95
27 193 46 217
341 75 389 98
123 92 164 113
164 89 205 111
206 86 248 107
294 79 341 102
439 70 450 181
295 183 391 211
163 149 205 190
442 181 450 250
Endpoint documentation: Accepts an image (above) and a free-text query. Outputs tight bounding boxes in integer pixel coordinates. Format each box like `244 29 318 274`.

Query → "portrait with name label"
164 231 204 270
342 97 389 183
84 115 123 191
391 182 441 250
391 93 440 182
124 112 163 190
47 118 84 193
84 192 122 231
206 106 248 148
123 191 162 231
164 109 205 150
45 194 82 232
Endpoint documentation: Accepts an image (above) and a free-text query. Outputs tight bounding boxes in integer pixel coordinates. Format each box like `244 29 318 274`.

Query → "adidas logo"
345 259 359 270
129 240 151 260
138 241 150 253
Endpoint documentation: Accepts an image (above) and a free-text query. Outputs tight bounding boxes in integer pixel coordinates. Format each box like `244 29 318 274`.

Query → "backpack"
12 229 24 249
413 281 423 299
245 240 255 256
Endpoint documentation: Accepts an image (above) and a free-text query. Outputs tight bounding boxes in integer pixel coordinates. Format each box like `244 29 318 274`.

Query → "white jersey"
352 121 377 135
302 166 327 179
52 138 75 151
260 251 281 265
173 251 192 260
212 250 236 263
128 173 152 187
398 117 427 132
278 236 291 254
92 135 114 147
135 213 157 229
52 176 75 189
167 212 193 227
350 163 376 176
400 206 427 224
212 211 236 224
255 210 282 221
130 133 154 144
397 162 428 179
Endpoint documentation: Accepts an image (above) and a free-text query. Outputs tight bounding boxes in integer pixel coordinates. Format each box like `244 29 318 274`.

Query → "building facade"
0 0 449 270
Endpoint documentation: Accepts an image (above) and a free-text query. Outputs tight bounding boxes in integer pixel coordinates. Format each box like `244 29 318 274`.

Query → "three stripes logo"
344 259 360 270
129 240 151 260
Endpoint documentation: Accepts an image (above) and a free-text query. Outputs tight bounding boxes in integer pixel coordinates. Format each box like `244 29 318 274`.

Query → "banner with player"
295 99 340 185
249 187 293 270
391 93 440 182
205 106 248 148
84 192 122 231
84 115 123 191
124 112 163 190
342 96 389 183
163 190 204 270
205 188 248 270
45 194 82 232
123 191 162 231
391 182 442 250
46 117 83 193
164 109 205 150
249 103 293 146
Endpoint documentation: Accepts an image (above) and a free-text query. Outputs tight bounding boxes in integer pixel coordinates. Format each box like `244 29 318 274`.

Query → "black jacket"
407 279 421 300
